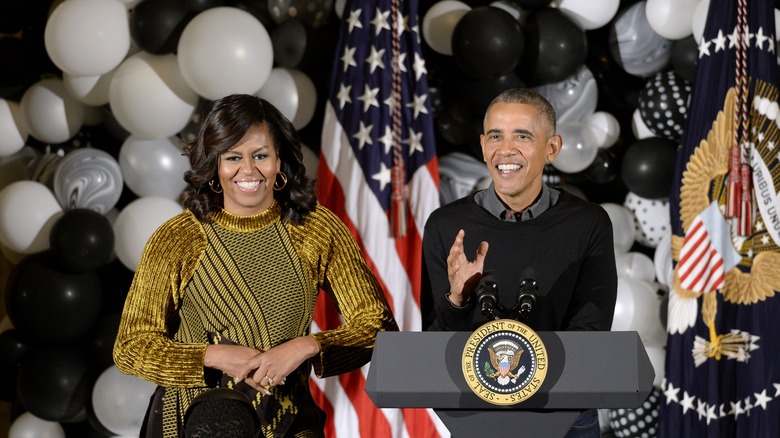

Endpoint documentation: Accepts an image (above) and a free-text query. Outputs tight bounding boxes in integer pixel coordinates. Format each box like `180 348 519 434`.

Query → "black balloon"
0 330 29 402
519 7 587 86
637 71 692 141
271 18 309 68
17 347 94 422
585 148 619 184
50 208 115 272
271 18 336 69
130 0 227 54
510 0 553 8
608 386 661 437
0 36 28 90
452 6 524 79
0 330 30 369
88 312 122 371
671 36 698 83
463 72 525 119
620 137 679 199
6 252 104 345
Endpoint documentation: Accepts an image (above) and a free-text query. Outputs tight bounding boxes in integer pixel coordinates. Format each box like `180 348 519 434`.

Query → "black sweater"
421 188 617 332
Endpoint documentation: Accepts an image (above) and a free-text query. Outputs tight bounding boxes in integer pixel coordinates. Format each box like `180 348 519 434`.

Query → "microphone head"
476 271 499 316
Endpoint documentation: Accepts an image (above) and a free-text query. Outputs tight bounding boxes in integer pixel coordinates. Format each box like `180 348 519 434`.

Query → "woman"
113 94 398 437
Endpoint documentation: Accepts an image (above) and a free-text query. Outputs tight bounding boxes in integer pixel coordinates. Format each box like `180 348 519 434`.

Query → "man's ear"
546 134 563 162
479 134 487 163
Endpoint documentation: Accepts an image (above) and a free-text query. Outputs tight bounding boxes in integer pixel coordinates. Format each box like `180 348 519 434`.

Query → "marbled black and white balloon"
609 1 672 78
533 64 598 124
53 148 123 214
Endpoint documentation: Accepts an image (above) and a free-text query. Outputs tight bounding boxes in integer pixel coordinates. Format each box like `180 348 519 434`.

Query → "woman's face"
217 124 281 216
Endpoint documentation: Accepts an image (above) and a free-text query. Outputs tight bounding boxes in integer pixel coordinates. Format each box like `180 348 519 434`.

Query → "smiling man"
420 88 618 436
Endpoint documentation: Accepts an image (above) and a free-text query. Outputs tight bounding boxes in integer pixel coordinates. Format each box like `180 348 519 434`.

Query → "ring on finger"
267 376 274 385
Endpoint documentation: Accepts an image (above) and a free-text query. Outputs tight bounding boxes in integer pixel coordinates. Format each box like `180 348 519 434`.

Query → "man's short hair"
484 88 557 136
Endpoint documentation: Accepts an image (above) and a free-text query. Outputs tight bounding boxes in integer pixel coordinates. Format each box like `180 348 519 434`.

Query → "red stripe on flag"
310 378 337 438
315 165 396 312
339 369 393 438
402 408 442 438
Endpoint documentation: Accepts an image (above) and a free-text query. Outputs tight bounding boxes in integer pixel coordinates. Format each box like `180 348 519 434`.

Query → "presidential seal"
462 319 547 406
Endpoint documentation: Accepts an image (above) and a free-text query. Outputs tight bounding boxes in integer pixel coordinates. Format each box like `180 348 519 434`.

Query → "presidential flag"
314 0 444 436
662 0 780 436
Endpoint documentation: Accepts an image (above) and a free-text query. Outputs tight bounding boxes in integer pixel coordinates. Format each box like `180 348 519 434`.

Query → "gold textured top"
113 201 397 436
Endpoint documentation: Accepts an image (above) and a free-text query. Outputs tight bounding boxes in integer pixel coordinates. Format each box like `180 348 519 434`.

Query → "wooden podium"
365 331 655 437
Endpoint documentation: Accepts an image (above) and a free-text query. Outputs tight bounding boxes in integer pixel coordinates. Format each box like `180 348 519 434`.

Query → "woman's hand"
203 344 262 378
240 336 320 392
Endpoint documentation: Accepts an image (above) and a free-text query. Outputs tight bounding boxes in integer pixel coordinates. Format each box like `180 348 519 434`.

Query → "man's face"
480 102 561 212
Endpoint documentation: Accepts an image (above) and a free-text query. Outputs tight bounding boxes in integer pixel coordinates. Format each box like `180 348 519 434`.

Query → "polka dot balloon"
607 387 661 438
637 70 691 141
624 192 670 248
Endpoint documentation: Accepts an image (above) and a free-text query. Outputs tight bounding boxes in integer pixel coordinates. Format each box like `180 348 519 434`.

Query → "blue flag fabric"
662 0 780 436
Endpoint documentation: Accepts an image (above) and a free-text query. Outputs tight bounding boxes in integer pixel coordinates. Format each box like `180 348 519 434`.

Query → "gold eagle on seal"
671 83 780 366
487 346 524 385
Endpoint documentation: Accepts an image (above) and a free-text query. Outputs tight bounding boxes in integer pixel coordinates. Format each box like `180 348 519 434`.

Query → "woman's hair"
180 94 317 224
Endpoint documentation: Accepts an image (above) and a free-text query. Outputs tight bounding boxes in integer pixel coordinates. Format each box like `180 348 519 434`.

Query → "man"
421 88 617 436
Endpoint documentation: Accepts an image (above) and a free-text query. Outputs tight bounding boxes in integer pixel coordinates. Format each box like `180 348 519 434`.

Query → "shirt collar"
474 182 558 222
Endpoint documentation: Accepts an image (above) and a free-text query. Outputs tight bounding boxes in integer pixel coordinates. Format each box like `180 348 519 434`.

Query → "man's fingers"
474 241 489 265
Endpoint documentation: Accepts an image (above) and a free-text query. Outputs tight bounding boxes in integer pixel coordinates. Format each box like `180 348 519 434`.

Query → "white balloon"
113 196 182 271
0 99 28 158
92 365 157 436
0 181 63 254
20 77 86 144
421 0 471 55
110 52 199 139
585 111 620 148
301 144 319 179
63 69 115 106
612 277 662 343
178 7 274 100
550 123 598 174
776 9 780 42
119 136 191 199
0 146 37 193
624 192 671 247
9 412 65 438
600 202 637 253
615 251 656 282
631 108 655 140
691 0 710 44
645 0 698 40
490 1 524 21
256 68 318 129
644 345 666 387
654 231 674 288
334 0 347 18
554 0 620 30
44 0 130 76
1 241 27 265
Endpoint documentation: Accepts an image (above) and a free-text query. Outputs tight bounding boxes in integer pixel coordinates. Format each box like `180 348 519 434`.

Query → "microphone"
475 271 499 319
516 272 538 321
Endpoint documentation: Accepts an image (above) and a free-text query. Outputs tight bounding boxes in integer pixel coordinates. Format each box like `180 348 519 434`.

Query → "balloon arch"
0 0 707 436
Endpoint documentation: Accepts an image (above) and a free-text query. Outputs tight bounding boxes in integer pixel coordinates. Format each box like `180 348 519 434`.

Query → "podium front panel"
365 331 654 410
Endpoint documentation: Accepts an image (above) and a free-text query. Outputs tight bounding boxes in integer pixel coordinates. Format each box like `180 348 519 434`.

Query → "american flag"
662 0 780 435
314 0 444 436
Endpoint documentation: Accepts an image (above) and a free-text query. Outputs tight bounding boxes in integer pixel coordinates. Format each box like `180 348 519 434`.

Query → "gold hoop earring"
273 172 288 191
208 180 223 193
